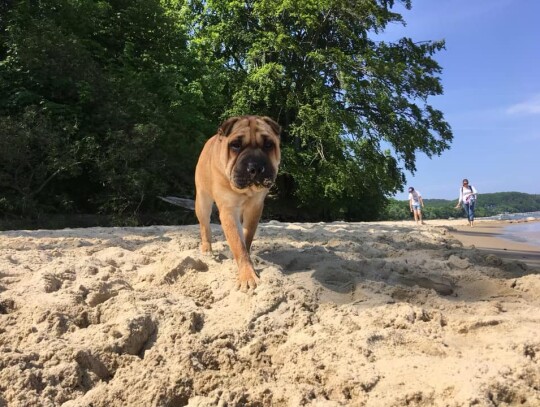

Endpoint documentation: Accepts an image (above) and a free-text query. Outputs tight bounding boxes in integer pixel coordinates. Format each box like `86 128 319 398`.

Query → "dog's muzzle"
233 155 275 189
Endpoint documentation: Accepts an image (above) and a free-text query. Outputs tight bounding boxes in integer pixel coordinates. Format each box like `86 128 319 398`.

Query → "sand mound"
0 221 539 406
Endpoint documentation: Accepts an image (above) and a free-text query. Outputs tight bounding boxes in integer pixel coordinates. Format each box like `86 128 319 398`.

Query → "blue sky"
382 0 540 200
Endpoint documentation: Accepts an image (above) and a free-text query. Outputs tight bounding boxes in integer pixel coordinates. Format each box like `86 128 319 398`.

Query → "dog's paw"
199 246 213 258
200 240 213 253
236 268 260 292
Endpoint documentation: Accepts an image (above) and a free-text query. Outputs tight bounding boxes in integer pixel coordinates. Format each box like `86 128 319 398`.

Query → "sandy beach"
1 219 539 406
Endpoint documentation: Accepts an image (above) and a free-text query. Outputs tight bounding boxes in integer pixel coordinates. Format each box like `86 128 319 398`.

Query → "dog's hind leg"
195 191 214 254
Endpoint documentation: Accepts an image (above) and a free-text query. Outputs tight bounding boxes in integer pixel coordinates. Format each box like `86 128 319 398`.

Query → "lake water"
487 212 540 248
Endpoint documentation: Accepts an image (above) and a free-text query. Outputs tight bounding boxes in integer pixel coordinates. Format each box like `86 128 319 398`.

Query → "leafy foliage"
1 0 453 225
0 0 221 221
186 0 452 220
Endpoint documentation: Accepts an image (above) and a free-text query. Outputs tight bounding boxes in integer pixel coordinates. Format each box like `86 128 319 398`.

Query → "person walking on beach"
408 187 425 225
455 178 478 227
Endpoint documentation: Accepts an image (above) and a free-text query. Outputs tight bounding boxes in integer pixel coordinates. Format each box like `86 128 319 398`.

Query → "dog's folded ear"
218 117 241 137
262 116 281 137
218 116 281 138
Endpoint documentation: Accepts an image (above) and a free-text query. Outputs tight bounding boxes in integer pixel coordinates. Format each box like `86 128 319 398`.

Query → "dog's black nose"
247 162 265 177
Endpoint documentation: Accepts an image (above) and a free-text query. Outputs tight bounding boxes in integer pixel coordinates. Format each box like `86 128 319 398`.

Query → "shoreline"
373 218 540 270
438 219 540 270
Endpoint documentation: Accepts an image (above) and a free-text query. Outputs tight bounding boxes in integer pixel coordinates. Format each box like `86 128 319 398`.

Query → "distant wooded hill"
381 192 540 221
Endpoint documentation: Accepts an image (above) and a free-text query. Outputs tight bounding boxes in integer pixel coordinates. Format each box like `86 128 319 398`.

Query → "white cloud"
507 95 540 115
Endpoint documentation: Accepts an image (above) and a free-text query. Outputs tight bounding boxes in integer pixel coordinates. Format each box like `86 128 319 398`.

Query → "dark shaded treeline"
1 0 452 228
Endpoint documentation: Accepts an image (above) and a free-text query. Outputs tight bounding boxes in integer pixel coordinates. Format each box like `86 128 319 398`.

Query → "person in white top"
408 187 425 225
455 178 478 227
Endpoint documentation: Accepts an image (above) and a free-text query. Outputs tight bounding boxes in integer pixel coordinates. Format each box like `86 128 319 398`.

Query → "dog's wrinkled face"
219 116 281 191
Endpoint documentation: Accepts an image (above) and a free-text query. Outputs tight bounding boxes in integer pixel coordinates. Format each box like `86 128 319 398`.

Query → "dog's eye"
229 141 242 152
263 140 274 151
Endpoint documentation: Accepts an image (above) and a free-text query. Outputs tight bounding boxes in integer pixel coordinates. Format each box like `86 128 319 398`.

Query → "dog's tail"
158 196 196 210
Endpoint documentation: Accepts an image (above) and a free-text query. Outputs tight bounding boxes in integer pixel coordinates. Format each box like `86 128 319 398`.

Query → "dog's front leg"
242 201 264 253
219 208 259 290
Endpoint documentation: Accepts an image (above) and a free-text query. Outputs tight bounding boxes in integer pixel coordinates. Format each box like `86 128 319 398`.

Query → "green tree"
0 0 221 221
187 0 452 220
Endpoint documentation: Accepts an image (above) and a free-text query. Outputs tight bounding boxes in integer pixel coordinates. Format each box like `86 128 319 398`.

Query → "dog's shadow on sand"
255 240 457 304
254 224 538 305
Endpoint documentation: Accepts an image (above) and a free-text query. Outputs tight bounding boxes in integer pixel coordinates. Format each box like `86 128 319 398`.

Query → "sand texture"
0 219 539 406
